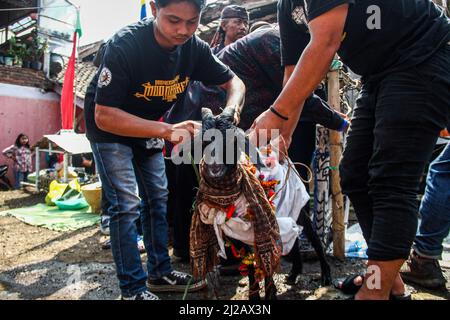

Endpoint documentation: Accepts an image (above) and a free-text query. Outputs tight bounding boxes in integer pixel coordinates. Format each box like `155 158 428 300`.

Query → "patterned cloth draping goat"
190 161 282 279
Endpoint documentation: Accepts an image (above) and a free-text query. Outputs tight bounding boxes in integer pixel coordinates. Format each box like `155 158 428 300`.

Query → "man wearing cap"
210 5 250 54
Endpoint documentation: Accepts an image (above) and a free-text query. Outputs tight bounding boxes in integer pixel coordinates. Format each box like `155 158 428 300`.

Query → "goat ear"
201 108 214 121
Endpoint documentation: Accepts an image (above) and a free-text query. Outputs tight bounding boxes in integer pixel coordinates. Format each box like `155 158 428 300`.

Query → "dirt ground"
0 188 449 300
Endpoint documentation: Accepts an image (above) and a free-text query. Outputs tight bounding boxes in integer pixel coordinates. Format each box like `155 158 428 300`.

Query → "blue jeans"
14 170 28 189
413 143 450 260
91 142 172 297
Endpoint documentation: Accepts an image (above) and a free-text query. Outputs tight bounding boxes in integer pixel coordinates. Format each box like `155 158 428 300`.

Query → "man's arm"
218 74 246 123
275 4 349 117
251 4 349 144
95 105 199 144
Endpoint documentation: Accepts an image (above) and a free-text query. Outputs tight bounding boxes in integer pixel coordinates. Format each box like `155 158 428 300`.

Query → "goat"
193 107 332 300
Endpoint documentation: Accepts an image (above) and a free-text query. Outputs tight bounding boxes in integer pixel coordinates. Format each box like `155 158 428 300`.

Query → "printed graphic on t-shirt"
134 75 190 103
292 5 308 26
145 138 164 150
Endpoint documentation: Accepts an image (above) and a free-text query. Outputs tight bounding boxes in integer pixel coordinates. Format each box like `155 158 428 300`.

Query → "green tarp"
0 204 100 232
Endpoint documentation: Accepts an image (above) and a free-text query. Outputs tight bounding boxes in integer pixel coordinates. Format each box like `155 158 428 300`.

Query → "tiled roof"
55 58 97 101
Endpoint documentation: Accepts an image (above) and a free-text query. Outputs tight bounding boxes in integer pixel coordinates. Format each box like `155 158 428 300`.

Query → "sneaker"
121 290 160 300
100 215 110 235
400 251 447 289
147 270 207 293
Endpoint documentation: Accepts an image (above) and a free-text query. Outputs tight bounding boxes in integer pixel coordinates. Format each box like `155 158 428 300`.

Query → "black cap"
220 5 249 21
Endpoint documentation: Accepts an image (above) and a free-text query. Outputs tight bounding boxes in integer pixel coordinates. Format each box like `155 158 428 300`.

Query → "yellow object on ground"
81 183 102 214
45 179 81 206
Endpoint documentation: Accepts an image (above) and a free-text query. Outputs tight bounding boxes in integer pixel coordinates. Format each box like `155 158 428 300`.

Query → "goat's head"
199 107 263 181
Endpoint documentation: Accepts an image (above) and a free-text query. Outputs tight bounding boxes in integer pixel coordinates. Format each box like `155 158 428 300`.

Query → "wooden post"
328 69 345 261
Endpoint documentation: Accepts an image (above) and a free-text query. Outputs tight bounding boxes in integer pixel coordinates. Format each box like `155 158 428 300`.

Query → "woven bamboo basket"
81 183 102 214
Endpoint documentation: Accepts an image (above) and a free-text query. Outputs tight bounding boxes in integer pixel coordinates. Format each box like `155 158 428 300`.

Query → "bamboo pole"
328 69 345 261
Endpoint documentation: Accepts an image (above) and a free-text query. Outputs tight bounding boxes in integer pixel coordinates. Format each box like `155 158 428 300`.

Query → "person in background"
400 142 450 290
2 133 33 189
210 5 250 54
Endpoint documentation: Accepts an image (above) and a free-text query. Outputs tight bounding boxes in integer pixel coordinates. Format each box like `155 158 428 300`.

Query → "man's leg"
134 152 172 279
91 142 111 236
414 143 450 259
135 152 206 292
91 142 147 297
401 143 450 289
356 45 450 300
340 87 376 246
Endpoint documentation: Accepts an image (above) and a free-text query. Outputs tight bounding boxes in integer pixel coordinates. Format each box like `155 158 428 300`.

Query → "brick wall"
0 65 46 89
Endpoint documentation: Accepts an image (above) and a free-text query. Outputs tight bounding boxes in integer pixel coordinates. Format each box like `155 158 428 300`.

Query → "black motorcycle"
0 165 13 191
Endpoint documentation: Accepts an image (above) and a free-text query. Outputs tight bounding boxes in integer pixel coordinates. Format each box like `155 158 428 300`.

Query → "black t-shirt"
218 27 285 130
84 18 234 146
278 0 311 66
278 0 450 80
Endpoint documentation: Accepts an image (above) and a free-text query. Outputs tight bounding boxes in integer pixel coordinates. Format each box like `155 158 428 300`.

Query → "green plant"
28 32 48 62
6 36 17 57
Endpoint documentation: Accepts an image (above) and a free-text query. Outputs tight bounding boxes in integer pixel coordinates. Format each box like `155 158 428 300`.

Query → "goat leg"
298 210 332 286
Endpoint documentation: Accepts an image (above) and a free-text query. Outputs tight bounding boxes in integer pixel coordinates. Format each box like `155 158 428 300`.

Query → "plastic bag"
45 179 81 206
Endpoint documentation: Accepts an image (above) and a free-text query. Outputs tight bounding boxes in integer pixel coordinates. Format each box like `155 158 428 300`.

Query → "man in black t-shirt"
86 0 245 300
251 0 450 300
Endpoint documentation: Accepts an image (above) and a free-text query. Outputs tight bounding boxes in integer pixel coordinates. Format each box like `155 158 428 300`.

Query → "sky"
71 0 216 46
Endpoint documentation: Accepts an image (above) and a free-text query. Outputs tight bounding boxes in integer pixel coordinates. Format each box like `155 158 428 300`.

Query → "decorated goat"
189 107 331 300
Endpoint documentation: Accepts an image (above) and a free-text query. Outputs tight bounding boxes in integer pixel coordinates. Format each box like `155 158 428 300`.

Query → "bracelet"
269 106 289 121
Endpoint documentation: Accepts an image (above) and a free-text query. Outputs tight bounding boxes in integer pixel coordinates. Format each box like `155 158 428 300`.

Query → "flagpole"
72 9 80 132
72 30 78 132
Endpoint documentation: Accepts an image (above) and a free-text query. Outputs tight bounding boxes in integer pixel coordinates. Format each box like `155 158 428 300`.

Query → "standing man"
251 0 449 300
210 5 250 54
85 0 245 300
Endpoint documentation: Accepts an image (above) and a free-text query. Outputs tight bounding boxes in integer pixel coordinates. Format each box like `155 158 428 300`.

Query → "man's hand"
248 109 285 146
164 120 202 145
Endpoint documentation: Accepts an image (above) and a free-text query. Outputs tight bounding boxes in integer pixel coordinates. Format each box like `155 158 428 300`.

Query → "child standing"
2 134 33 189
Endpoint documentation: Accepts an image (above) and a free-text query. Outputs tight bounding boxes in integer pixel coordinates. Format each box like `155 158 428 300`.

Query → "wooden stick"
328 69 346 261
